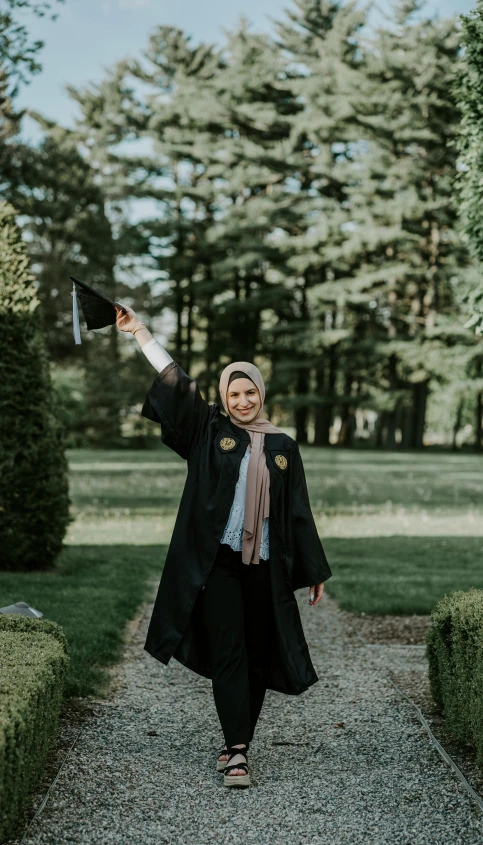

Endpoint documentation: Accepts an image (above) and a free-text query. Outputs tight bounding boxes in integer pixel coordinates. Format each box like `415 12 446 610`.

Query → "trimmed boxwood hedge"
0 201 73 570
0 616 69 841
426 588 483 766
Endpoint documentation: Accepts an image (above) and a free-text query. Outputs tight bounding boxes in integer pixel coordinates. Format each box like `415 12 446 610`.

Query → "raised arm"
115 304 213 459
114 305 173 373
140 338 174 373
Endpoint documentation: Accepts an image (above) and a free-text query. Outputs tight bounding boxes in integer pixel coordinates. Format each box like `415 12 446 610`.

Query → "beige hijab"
218 361 283 565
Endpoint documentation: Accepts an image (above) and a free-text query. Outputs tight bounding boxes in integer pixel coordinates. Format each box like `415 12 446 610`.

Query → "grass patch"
0 545 164 697
63 446 483 618
294 448 483 614
323 536 483 614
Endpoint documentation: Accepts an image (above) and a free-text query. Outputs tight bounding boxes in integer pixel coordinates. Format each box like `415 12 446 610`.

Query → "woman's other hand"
309 583 324 606
114 303 143 334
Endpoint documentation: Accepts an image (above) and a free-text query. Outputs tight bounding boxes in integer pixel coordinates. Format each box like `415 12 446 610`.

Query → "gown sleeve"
290 443 332 590
141 337 174 372
140 349 214 460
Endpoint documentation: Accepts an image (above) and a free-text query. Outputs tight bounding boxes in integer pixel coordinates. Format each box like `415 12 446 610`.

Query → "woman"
115 304 332 788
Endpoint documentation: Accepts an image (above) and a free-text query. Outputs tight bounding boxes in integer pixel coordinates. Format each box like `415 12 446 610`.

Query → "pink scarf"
218 361 283 564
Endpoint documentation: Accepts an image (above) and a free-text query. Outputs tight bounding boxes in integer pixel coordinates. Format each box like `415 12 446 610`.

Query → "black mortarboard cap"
70 276 126 344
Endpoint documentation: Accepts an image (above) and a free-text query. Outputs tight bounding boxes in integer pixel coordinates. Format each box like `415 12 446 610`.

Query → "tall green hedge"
426 588 483 765
0 201 73 569
454 1 483 335
0 615 69 841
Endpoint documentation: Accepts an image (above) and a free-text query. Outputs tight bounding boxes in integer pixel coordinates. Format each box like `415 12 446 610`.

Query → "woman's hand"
309 583 324 606
114 303 144 334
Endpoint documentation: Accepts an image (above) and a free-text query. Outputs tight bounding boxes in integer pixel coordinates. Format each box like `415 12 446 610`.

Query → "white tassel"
72 280 82 344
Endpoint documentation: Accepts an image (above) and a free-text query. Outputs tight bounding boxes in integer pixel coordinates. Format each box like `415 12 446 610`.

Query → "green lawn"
62 446 483 616
299 448 483 614
2 447 483 698
0 545 163 697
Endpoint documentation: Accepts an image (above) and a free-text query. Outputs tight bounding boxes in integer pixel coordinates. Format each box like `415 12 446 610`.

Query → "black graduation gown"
140 360 332 695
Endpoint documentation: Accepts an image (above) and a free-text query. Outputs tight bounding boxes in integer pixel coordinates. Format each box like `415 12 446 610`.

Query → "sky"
16 0 476 141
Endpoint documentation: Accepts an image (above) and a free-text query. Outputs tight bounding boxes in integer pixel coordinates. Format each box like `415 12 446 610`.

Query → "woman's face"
226 377 261 423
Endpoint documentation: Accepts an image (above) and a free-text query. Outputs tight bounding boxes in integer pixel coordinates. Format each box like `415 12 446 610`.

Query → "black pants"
200 542 273 749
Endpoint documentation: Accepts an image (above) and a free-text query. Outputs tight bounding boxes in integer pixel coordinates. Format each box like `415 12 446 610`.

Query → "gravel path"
18 585 483 845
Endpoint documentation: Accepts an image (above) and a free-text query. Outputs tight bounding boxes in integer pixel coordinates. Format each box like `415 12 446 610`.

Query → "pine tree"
454 0 483 336
0 68 20 191
199 21 304 392
67 23 304 410
8 121 125 445
43 2 477 450
319 0 473 448
0 0 64 95
67 28 225 392
274 0 368 444
0 0 63 186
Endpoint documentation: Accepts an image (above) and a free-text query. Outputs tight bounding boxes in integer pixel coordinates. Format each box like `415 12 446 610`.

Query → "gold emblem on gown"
219 437 236 451
275 454 288 470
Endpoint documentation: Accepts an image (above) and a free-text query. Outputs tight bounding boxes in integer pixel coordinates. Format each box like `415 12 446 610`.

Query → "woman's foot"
216 745 229 771
224 745 250 787
217 743 247 774
224 744 246 775
218 745 229 763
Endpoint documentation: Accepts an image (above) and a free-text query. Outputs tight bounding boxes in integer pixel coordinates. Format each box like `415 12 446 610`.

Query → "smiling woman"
226 373 261 421
113 302 332 788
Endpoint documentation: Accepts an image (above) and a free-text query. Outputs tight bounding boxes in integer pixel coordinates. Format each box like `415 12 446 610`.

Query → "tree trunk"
174 177 184 363
400 405 414 449
476 391 483 453
84 258 123 445
313 346 337 446
375 411 385 448
452 399 463 452
385 410 398 449
186 276 194 374
337 373 353 447
295 366 309 444
411 380 429 449
313 359 329 446
385 354 399 449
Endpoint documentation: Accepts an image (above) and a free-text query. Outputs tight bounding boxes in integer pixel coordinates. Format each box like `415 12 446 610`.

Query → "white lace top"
219 445 270 561
142 337 270 561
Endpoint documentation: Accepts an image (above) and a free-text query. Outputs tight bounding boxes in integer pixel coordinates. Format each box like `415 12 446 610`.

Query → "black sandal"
223 745 250 788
